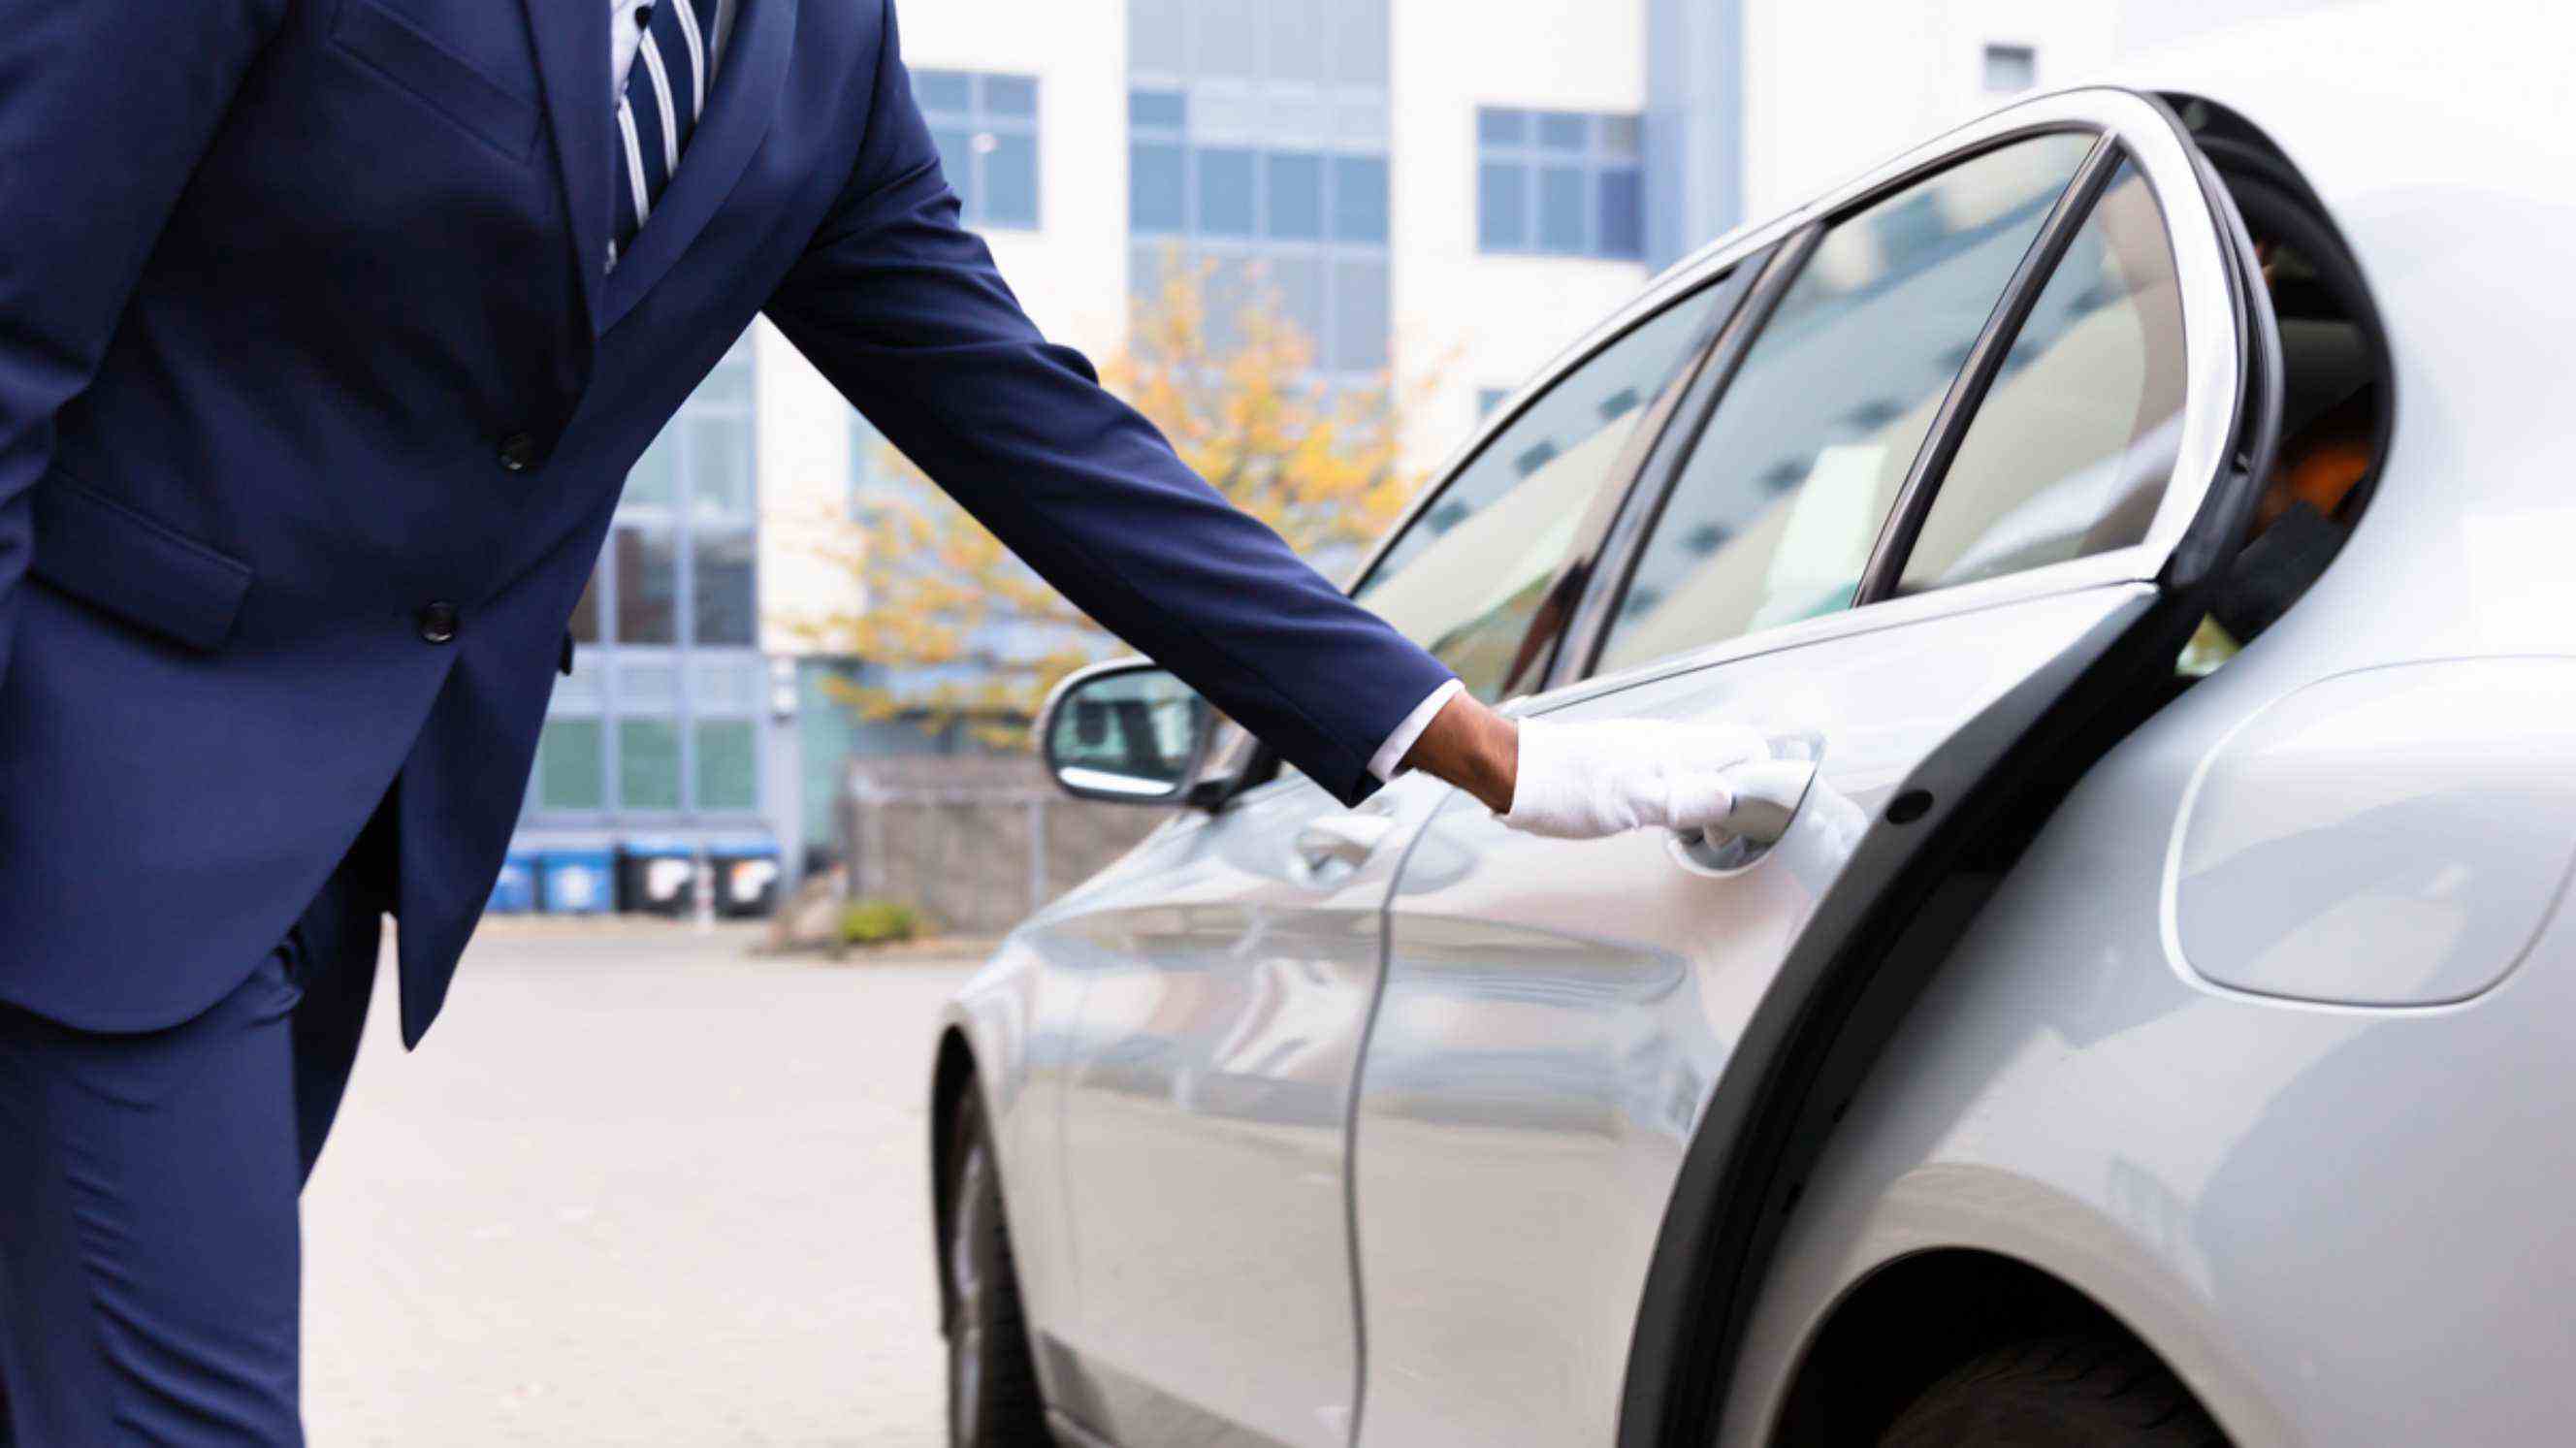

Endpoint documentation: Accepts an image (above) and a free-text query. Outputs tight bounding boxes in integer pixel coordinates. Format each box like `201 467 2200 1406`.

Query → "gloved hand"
1497 718 1773 840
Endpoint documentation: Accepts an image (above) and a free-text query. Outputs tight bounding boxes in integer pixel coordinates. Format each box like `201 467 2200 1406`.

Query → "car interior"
2177 95 2389 675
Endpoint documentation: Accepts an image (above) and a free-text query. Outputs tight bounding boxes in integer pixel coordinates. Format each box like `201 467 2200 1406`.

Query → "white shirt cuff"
1368 678 1465 784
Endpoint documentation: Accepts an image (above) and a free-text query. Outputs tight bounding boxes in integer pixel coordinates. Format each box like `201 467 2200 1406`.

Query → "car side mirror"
1039 659 1214 805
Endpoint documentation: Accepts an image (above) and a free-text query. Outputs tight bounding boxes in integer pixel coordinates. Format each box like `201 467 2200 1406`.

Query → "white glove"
1498 718 1773 840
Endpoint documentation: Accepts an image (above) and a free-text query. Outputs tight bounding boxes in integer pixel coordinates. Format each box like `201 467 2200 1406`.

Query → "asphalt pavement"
301 918 978 1445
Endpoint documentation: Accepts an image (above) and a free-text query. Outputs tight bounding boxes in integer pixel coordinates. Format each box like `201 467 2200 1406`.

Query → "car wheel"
947 1090 1049 1446
1878 1335 2228 1447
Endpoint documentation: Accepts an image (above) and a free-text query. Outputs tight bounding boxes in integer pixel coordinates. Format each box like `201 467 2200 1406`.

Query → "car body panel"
2166 656 2576 1007
1723 644 2576 1447
1032 767 1456 1448
1354 584 2150 1446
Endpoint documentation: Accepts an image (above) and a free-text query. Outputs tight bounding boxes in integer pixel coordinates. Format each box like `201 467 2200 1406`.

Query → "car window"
1594 132 2095 675
1896 160 2186 594
1352 279 1733 699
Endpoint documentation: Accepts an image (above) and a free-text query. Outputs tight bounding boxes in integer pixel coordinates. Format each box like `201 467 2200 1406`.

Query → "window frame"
1548 88 2249 697
1127 82 1393 377
1475 106 1649 260
1192 252 1766 802
1337 258 1760 699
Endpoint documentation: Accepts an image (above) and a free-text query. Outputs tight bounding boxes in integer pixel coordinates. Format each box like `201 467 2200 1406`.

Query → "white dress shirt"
1368 677 1462 783
612 0 1453 786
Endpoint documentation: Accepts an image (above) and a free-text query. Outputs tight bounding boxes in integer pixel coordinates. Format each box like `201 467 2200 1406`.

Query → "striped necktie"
611 0 720 266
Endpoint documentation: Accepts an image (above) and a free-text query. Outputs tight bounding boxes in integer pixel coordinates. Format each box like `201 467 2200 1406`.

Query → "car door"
1034 264 1752 1448
1350 90 2278 1447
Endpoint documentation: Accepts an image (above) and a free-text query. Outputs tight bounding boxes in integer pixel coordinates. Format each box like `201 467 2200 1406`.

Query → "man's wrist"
1400 692 1519 815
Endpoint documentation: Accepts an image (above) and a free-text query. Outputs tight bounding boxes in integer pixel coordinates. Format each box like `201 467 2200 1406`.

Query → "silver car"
929 9 2576 1444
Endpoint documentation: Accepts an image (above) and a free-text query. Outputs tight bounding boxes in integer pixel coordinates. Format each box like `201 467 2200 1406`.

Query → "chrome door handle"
1704 758 1819 847
1294 813 1398 873
1670 756 1819 876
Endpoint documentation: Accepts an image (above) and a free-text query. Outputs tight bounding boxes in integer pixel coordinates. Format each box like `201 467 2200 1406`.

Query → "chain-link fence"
837 756 1168 934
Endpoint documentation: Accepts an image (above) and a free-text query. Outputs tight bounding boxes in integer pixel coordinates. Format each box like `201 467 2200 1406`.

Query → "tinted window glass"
537 719 603 811
1354 282 1732 698
982 76 1037 117
912 71 971 113
1198 147 1256 235
1539 166 1585 252
1596 133 2092 673
614 527 678 643
1478 164 1525 249
1131 144 1184 231
1130 89 1185 129
1598 168 1644 258
1332 156 1390 242
692 531 757 646
619 719 682 810
1899 161 2184 593
984 133 1039 226
1267 152 1323 239
695 720 758 811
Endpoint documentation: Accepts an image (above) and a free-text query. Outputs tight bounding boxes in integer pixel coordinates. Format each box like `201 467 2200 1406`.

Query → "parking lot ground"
302 918 980 1446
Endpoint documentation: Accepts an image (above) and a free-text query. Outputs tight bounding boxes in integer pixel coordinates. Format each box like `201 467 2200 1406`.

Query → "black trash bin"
711 841 782 918
616 837 696 916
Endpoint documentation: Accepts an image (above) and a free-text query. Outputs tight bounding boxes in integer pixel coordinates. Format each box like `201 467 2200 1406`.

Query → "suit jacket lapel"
523 0 615 331
597 0 795 334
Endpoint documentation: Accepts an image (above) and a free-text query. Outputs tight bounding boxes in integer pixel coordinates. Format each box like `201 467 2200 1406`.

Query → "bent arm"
0 0 287 692
762 0 1454 806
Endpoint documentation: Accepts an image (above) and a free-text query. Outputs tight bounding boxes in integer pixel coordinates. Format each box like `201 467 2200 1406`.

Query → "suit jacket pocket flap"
331 0 540 162
31 475 255 652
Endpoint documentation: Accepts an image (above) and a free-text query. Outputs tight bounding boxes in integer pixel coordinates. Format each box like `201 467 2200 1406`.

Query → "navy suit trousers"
0 822 388 1446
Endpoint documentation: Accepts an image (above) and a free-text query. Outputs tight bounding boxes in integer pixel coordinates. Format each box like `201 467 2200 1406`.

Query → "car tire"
947 1090 1050 1447
1878 1335 2228 1447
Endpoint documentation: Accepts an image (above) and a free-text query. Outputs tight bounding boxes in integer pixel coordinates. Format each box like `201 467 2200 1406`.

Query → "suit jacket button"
418 602 460 644
498 434 539 471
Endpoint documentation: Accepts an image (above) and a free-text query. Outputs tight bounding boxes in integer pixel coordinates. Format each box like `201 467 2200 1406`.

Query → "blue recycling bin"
487 852 538 914
711 840 783 918
537 847 615 915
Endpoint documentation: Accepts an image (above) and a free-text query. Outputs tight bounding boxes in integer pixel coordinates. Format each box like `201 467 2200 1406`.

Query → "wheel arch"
1766 1248 2211 1444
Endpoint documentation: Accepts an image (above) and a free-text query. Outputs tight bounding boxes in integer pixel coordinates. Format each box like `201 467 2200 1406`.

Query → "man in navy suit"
0 0 1758 1438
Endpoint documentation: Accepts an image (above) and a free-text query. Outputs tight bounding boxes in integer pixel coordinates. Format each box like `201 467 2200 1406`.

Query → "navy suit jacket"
0 0 1453 1044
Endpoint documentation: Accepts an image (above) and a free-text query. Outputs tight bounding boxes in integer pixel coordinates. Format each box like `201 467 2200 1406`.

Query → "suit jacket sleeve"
0 0 288 695
761 0 1457 807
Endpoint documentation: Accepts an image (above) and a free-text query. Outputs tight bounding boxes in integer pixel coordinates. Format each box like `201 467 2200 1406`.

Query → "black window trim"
1852 132 2128 604
1544 225 1820 692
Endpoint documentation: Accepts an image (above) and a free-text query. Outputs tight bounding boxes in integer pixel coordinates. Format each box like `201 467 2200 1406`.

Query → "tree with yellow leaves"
793 252 1437 749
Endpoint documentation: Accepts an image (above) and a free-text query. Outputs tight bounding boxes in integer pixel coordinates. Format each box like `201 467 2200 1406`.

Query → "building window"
1477 108 1645 260
1982 44 2038 93
530 338 763 823
1127 0 1392 378
914 69 1040 228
